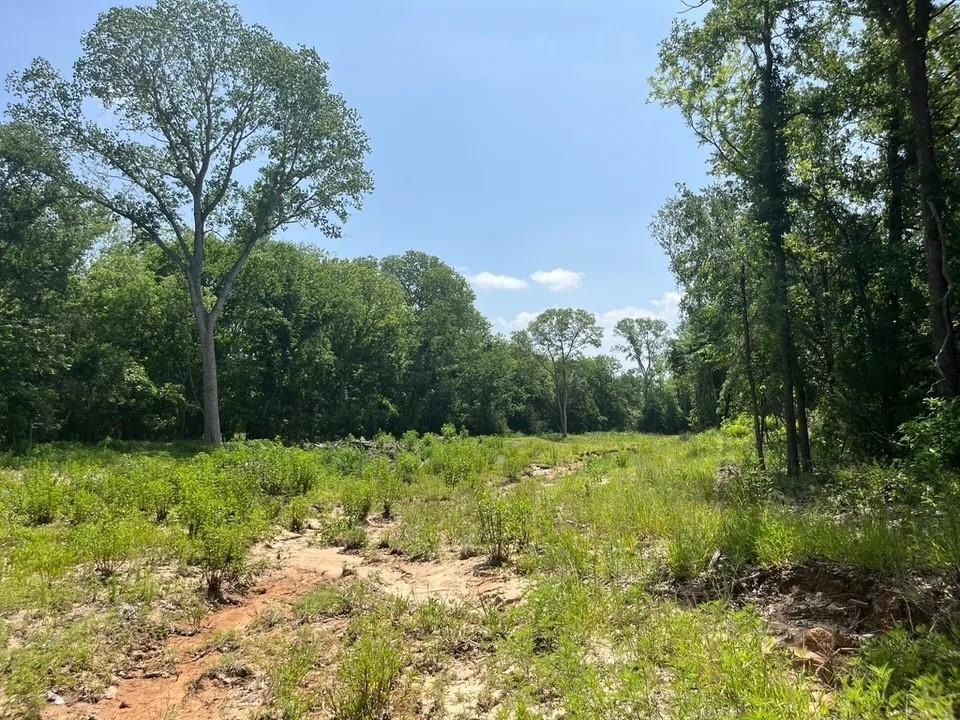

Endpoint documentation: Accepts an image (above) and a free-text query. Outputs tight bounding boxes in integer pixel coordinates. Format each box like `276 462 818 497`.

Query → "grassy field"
1 431 958 719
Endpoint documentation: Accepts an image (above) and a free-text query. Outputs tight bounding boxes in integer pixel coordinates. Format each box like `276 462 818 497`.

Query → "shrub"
139 476 177 523
328 447 367 477
188 522 252 598
323 630 403 720
340 525 368 551
76 516 147 578
400 430 420 452
322 520 367 551
393 452 421 485
342 481 373 524
67 489 102 526
17 468 64 525
285 496 311 533
376 475 404 520
476 490 510 565
901 398 960 477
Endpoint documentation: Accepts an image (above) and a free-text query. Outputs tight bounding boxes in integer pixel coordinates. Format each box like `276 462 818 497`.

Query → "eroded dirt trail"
43 527 525 720
42 454 603 720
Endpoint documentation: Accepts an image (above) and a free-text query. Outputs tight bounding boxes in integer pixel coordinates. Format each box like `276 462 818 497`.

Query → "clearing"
1 432 958 719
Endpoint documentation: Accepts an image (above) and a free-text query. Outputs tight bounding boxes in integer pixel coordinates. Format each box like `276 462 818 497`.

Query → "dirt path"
42 455 599 720
43 525 526 720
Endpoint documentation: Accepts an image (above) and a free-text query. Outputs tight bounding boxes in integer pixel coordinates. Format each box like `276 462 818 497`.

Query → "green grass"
1 431 959 717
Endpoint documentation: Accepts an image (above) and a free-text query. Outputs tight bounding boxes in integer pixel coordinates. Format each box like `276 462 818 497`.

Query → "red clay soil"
43 528 524 720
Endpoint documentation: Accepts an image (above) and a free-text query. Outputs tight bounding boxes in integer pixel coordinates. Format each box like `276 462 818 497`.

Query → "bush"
139 475 177 523
285 496 311 533
901 398 960 477
342 481 373 524
322 520 368 551
323 629 403 720
340 525 368 551
76 516 147 578
188 522 252 598
393 451 421 485
17 468 65 525
376 475 404 520
476 490 511 565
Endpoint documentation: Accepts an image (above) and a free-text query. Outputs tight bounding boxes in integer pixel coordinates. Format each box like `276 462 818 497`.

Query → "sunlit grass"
1 430 958 717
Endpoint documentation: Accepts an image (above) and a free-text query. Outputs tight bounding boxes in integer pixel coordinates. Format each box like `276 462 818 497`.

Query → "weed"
295 581 368 621
322 628 403 720
263 629 320 720
16 467 64 525
342 480 373 524
477 489 511 565
188 522 253 598
285 496 311 533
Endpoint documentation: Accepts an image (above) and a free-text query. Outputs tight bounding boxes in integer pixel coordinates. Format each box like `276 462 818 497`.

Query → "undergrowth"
1 430 959 717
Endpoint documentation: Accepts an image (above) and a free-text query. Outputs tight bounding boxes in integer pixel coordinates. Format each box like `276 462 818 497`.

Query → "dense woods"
0 227 684 443
652 0 960 473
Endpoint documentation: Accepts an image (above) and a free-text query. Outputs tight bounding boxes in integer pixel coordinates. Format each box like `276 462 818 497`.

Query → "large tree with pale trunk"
527 308 602 438
8 0 373 444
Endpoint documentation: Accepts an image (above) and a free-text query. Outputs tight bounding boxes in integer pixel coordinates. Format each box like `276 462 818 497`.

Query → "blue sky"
0 1 710 350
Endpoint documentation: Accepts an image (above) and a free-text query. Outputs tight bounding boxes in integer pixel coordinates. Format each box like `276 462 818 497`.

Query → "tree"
652 0 834 474
527 309 602 438
652 184 768 467
214 248 412 439
8 0 373 444
381 251 489 432
614 318 669 388
0 122 106 443
862 0 960 396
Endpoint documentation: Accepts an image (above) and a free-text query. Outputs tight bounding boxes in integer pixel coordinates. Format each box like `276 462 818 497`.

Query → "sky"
0 0 711 352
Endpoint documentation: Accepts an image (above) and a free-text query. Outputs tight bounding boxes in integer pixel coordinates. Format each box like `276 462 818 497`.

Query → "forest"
2 0 960 718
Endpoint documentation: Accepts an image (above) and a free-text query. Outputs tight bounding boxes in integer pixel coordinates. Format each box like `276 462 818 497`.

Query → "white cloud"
599 291 682 331
530 268 584 292
490 291 683 354
650 290 682 325
598 291 684 355
598 305 659 331
470 271 528 291
494 310 541 333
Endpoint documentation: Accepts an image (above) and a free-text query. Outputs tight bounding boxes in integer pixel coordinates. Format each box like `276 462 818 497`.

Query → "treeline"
0 174 684 442
650 0 960 472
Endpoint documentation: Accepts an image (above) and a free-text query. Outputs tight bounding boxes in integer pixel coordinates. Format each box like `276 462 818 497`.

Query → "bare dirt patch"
42 522 524 720
667 559 957 674
40 454 604 719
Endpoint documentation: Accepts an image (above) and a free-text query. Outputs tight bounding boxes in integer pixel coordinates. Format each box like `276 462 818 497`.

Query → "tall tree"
8 0 373 444
864 0 960 396
653 0 830 474
613 317 669 392
653 184 767 468
527 309 602 438
381 251 489 432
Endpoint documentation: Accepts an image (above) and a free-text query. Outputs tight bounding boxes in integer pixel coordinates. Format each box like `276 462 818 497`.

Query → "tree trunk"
559 364 569 438
880 72 909 436
197 313 224 446
887 0 960 396
759 18 800 476
796 375 812 473
740 264 765 469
